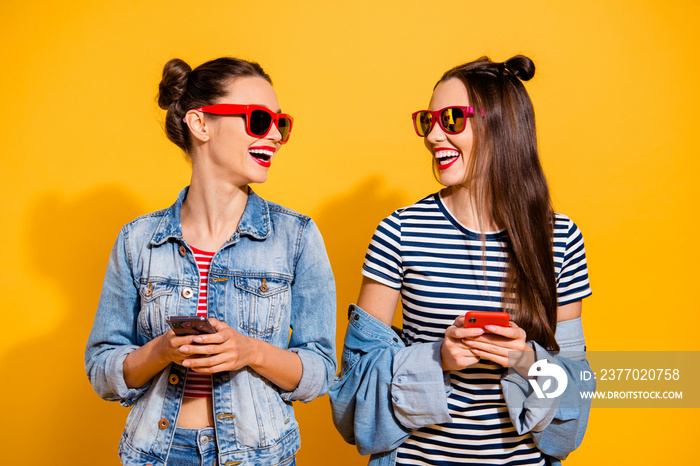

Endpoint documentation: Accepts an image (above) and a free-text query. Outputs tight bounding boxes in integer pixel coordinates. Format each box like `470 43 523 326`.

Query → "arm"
123 330 198 388
85 227 158 406
357 275 400 326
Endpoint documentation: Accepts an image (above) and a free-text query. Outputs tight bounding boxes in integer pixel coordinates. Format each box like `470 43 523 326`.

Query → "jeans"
167 427 297 466
168 428 217 466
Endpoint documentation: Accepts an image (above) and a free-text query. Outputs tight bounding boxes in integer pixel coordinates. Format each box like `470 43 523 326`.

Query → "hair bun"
157 58 192 109
503 55 535 81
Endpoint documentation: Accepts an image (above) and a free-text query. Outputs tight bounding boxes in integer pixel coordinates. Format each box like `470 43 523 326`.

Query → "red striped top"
183 246 215 399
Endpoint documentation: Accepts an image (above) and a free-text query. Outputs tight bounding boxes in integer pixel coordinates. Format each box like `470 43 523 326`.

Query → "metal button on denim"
158 418 169 429
200 436 210 445
182 287 193 299
169 374 179 385
179 245 187 256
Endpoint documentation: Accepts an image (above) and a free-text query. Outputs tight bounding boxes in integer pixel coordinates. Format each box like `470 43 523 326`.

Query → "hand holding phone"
463 311 510 330
166 316 216 336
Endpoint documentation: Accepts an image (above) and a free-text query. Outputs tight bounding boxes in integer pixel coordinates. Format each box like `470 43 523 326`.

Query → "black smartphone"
166 316 216 336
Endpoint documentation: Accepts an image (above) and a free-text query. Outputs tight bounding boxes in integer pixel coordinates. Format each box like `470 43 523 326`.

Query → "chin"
250 173 269 185
438 172 464 187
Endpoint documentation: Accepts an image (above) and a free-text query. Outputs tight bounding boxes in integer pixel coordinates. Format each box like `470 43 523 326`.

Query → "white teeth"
434 150 459 159
249 148 275 156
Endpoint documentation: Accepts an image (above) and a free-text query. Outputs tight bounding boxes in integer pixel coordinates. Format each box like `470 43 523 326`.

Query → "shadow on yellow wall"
2 186 144 464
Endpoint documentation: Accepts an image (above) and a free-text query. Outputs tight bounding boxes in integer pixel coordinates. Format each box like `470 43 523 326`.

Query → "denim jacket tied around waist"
85 187 336 466
329 305 594 466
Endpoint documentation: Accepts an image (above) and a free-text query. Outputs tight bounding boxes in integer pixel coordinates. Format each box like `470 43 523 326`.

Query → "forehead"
429 78 470 110
220 76 280 110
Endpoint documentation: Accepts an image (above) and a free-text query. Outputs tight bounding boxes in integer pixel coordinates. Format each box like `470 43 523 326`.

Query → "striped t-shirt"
362 193 592 465
183 246 215 399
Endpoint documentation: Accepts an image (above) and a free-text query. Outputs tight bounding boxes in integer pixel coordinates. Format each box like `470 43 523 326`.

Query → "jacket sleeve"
84 226 151 407
501 316 594 461
281 219 337 402
329 305 452 456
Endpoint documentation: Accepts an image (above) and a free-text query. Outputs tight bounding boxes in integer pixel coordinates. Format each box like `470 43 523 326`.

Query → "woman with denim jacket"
330 56 593 465
85 57 336 466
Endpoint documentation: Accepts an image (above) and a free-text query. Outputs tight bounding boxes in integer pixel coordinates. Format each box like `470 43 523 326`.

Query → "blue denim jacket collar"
150 186 271 247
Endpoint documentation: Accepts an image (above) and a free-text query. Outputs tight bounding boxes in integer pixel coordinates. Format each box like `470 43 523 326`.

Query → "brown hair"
439 55 559 351
157 57 272 154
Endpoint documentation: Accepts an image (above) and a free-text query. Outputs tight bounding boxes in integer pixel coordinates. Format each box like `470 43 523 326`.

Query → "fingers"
446 324 484 341
183 351 242 373
464 324 528 367
179 320 250 373
482 321 525 339
190 319 237 345
209 317 230 332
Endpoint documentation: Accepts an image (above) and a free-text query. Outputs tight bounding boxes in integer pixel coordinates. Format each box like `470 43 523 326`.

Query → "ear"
183 110 210 142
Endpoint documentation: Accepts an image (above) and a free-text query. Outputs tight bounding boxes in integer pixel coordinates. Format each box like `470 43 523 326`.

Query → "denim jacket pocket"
234 275 290 340
137 281 173 338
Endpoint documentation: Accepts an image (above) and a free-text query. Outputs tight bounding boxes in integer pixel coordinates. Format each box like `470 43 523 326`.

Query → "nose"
425 118 446 144
266 118 282 143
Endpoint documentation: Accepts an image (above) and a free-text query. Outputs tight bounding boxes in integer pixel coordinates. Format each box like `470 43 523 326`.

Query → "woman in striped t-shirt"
332 55 592 465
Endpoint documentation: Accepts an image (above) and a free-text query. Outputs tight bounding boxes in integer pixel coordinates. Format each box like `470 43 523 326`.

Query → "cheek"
456 132 475 155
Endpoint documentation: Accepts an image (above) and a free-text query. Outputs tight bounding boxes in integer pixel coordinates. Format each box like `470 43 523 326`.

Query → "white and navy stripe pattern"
362 193 592 465
183 246 215 399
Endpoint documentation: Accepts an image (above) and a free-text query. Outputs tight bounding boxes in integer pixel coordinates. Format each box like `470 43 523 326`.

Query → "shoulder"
553 212 586 240
378 193 440 225
396 193 439 215
118 208 168 239
265 198 312 224
255 196 325 247
261 198 315 236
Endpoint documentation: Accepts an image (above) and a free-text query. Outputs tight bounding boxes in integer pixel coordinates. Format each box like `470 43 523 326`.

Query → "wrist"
512 343 535 378
245 335 263 369
154 333 175 365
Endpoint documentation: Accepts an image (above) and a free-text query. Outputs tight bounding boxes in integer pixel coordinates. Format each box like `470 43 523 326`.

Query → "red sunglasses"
188 104 294 143
411 106 484 137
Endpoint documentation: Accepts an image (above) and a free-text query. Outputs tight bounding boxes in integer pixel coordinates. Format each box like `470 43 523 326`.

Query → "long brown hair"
157 57 271 155
439 55 559 351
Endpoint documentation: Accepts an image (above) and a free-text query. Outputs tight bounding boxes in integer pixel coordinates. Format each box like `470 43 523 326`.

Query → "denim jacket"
329 305 594 466
85 187 336 466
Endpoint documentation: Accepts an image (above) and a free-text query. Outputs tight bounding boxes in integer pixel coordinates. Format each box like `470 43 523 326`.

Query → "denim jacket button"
169 374 179 385
179 245 187 257
158 418 169 429
182 287 193 299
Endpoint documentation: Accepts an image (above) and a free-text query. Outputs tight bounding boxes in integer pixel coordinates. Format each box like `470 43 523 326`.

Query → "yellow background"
1 0 698 464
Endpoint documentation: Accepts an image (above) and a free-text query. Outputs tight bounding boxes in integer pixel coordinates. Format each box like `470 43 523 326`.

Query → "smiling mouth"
435 149 460 170
249 147 275 167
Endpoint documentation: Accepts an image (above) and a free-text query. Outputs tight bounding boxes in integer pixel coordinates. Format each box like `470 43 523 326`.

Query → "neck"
181 172 249 252
441 184 499 232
